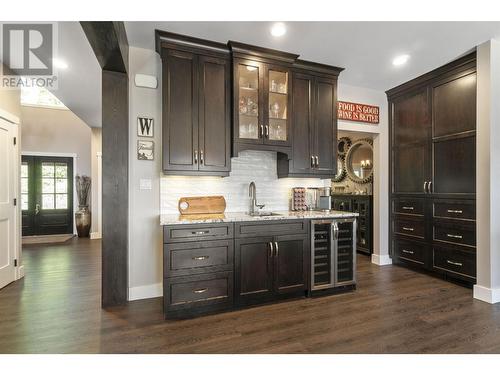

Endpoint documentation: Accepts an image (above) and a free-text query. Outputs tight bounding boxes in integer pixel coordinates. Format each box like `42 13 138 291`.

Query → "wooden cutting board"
178 196 226 215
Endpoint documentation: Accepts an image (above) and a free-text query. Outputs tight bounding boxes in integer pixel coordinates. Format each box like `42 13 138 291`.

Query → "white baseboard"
16 265 25 280
90 232 102 240
128 283 162 301
371 253 393 266
473 285 500 304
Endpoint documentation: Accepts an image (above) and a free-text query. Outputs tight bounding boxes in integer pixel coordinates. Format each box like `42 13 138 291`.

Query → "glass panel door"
268 69 288 142
237 63 260 140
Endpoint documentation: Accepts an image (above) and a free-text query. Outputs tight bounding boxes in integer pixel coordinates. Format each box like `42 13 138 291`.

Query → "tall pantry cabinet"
387 52 477 284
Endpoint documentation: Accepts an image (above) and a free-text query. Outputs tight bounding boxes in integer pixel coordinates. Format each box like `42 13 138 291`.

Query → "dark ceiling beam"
81 21 129 73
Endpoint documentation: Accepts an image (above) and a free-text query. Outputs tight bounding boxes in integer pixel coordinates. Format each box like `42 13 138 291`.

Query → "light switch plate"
139 179 152 190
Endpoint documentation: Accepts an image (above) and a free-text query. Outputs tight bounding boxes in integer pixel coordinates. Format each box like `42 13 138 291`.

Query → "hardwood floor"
1 237 500 353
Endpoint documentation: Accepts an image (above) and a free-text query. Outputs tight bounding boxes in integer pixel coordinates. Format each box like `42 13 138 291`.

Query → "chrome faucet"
249 181 265 214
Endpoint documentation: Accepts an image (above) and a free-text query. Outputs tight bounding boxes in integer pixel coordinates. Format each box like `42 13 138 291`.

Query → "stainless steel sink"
248 211 282 217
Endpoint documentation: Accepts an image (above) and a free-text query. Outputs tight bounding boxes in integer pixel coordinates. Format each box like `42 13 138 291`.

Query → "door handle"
200 149 204 164
194 150 198 164
260 125 264 138
311 155 315 168
269 242 274 257
274 242 279 257
35 203 40 215
265 125 269 138
423 181 428 193
428 181 432 193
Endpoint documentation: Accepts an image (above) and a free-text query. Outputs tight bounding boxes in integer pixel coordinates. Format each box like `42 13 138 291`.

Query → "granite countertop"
160 210 358 225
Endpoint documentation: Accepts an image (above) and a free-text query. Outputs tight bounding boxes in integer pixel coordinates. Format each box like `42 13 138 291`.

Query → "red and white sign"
337 101 379 124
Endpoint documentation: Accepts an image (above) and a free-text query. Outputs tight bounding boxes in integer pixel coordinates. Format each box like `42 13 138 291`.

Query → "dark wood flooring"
1 238 500 353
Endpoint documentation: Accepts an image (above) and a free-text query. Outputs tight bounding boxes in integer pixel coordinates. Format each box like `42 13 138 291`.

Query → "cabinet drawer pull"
193 288 208 294
191 230 209 235
447 209 463 214
192 255 209 261
402 249 414 254
402 227 414 232
402 206 414 210
447 234 463 239
446 260 463 267
194 150 198 164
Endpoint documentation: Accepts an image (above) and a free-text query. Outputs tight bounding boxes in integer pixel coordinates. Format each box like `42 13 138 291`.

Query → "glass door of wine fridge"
311 218 356 291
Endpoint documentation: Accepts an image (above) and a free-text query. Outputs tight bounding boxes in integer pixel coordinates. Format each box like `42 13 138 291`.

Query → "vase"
75 205 91 237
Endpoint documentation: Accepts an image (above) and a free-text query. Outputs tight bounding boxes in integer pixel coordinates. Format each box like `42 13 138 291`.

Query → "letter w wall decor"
137 117 154 137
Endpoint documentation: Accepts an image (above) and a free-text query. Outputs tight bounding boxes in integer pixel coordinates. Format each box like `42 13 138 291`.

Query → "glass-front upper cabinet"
234 59 291 147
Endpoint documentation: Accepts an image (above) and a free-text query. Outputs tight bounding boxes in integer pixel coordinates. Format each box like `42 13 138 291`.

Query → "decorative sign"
137 140 154 161
137 116 154 137
337 101 379 124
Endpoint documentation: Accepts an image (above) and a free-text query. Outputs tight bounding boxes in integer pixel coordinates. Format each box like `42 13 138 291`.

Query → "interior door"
391 88 431 194
314 77 337 175
21 155 73 236
274 234 308 294
162 48 199 172
290 72 314 174
0 118 17 289
198 55 231 173
235 236 274 304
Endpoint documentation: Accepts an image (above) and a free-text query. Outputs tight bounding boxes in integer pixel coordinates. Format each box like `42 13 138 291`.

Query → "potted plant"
75 175 91 237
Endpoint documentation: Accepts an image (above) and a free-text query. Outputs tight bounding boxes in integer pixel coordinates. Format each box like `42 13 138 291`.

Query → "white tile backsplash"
160 150 329 214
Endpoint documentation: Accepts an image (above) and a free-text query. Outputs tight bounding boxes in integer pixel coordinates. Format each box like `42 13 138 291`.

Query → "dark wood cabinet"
235 236 275 304
278 61 342 178
230 42 298 156
274 234 309 294
158 32 231 176
387 52 477 285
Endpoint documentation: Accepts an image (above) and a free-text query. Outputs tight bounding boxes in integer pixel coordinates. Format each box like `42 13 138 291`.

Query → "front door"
0 118 18 289
22 155 74 236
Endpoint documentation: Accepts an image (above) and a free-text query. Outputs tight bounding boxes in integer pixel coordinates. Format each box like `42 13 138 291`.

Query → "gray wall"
21 106 92 176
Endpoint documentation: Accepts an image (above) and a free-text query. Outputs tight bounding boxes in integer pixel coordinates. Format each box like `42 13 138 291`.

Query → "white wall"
474 39 500 304
337 83 390 266
128 46 163 300
90 128 102 238
20 106 92 176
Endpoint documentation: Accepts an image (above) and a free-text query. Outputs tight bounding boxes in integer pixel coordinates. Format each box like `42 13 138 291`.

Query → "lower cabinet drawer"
164 272 234 314
433 222 476 248
433 246 476 280
235 220 307 238
393 198 425 216
393 217 425 239
433 200 475 221
163 223 233 243
164 240 233 277
394 237 426 265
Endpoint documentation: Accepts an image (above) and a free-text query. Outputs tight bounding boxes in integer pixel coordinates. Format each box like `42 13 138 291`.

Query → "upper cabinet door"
314 77 337 175
289 72 314 174
162 49 198 172
432 72 476 138
391 89 431 194
265 65 291 146
392 88 430 146
234 59 264 144
431 72 476 194
198 55 231 173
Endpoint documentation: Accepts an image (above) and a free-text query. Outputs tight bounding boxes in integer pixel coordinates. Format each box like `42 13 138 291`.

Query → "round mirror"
345 139 373 184
337 137 352 157
332 157 346 182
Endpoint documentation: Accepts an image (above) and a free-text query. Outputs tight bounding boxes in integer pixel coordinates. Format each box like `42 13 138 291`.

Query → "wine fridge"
310 218 357 292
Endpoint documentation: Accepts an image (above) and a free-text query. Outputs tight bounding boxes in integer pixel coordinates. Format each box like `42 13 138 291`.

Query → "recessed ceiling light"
53 58 68 70
393 54 410 66
270 22 286 37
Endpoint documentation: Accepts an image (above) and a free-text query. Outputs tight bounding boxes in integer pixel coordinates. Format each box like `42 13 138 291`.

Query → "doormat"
22 234 75 245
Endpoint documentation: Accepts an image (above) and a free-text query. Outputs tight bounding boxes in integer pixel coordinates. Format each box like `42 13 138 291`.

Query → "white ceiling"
126 21 500 90
52 21 500 128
